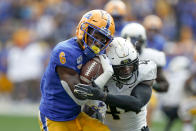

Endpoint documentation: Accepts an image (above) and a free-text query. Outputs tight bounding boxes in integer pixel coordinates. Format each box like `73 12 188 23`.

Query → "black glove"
74 83 107 101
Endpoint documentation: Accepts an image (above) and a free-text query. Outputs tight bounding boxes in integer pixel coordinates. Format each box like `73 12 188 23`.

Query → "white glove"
99 54 114 75
94 54 113 89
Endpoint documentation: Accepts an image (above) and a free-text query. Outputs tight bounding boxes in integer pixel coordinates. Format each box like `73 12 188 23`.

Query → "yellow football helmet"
104 0 126 17
76 9 115 59
143 15 163 31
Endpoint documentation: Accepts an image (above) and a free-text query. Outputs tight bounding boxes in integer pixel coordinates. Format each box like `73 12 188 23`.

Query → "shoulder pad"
51 40 78 71
138 60 157 82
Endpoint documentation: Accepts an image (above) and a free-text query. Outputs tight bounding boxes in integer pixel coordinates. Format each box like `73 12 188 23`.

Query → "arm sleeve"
105 83 152 113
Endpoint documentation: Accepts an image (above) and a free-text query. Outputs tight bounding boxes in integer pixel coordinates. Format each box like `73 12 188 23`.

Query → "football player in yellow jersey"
39 9 115 131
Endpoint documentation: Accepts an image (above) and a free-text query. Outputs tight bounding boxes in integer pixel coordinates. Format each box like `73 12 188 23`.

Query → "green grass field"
0 115 195 131
0 115 40 131
151 120 183 131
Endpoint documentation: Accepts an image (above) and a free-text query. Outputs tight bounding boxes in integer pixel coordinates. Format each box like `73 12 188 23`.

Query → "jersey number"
59 52 66 64
139 60 150 65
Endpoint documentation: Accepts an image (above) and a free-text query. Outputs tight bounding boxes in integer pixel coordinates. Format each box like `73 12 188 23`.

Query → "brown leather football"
80 57 103 84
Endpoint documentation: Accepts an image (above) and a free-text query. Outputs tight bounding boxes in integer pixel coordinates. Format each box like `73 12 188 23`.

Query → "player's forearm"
94 71 112 89
61 80 88 105
105 84 152 113
94 54 114 89
105 94 143 113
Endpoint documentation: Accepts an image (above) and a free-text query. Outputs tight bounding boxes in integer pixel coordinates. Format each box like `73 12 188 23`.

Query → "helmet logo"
84 13 92 19
122 59 128 64
121 59 131 65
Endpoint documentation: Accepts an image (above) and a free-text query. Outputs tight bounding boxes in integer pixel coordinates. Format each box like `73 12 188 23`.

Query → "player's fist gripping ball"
80 57 103 84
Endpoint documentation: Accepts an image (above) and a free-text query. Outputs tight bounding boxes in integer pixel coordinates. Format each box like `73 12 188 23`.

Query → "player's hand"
74 83 107 101
99 54 114 75
83 101 106 122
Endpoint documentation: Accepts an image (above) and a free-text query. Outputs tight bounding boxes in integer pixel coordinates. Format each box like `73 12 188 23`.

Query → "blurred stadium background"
0 0 196 131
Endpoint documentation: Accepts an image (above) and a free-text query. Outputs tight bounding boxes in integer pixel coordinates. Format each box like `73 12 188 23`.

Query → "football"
80 57 103 84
